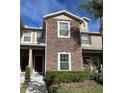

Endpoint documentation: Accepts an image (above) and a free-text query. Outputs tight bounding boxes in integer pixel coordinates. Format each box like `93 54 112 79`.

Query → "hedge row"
45 71 102 85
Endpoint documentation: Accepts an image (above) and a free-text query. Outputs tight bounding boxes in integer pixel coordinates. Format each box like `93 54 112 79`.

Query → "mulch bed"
52 80 97 88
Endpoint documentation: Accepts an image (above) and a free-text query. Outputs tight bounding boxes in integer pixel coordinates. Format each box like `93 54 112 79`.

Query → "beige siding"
53 14 73 20
91 35 102 48
82 34 102 50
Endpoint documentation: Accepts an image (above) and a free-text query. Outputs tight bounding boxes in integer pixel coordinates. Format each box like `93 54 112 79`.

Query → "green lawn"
53 84 103 93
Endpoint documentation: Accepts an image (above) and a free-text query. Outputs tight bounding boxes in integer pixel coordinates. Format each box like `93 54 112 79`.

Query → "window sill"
58 36 70 38
81 44 90 46
58 69 71 71
21 40 32 43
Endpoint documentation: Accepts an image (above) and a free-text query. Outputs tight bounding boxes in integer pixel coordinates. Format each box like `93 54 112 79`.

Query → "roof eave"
43 10 83 22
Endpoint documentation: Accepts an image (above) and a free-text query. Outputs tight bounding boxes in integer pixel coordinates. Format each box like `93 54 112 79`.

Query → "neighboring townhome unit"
20 10 103 75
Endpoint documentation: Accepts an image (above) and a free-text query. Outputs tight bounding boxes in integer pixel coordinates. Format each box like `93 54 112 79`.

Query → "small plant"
25 66 31 81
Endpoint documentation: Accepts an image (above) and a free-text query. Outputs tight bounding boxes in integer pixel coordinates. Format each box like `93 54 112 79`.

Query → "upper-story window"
58 21 70 38
80 21 88 32
22 31 32 43
82 22 86 28
81 34 90 44
35 31 43 43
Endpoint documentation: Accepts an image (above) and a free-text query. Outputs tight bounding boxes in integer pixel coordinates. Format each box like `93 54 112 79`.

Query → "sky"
20 0 100 32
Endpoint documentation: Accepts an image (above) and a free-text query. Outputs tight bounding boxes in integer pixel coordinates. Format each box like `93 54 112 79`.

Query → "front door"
34 55 43 73
20 54 28 72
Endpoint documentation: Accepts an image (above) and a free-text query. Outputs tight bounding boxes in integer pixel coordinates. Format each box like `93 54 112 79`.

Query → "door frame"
33 54 44 73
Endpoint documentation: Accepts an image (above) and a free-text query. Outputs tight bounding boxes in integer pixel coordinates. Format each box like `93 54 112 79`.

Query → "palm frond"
78 0 103 18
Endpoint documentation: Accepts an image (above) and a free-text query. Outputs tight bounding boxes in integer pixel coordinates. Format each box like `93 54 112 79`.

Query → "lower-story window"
58 52 71 71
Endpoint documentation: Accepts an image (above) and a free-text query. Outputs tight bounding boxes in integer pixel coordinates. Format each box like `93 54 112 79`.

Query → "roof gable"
43 10 90 22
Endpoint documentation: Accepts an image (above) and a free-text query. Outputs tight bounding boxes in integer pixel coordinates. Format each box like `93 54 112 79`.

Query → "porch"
20 47 45 75
82 50 103 72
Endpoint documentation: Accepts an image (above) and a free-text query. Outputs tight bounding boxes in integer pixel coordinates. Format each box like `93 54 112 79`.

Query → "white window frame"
91 57 99 67
34 31 43 44
58 21 70 38
58 52 71 71
21 31 32 43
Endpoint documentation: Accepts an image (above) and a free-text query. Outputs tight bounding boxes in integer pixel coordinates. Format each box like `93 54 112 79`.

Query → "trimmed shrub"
94 73 103 84
93 72 103 84
45 71 103 86
45 71 94 85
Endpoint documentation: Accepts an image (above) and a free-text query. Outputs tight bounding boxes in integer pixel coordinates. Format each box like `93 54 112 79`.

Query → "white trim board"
43 10 90 22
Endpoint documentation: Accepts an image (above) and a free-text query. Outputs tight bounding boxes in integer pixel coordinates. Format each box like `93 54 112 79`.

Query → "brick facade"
46 18 83 71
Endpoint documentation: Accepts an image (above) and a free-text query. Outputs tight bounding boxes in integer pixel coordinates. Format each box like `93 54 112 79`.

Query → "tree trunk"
99 17 103 49
99 17 103 35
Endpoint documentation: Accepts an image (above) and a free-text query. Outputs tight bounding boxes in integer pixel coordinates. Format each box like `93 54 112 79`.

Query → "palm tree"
78 0 103 72
78 0 103 35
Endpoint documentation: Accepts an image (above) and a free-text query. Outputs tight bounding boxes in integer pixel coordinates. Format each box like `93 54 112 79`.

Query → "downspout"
79 22 84 71
44 20 47 75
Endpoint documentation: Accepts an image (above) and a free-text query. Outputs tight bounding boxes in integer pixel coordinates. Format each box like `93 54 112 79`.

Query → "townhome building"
20 10 103 75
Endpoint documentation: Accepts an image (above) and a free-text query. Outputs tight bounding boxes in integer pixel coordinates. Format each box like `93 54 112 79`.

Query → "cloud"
21 0 67 26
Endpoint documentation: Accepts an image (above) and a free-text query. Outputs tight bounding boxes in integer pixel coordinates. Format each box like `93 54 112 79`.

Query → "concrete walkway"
20 73 25 87
25 73 48 93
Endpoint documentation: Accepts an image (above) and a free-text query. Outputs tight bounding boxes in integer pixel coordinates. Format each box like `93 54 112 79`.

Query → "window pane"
60 54 69 62
24 32 31 37
64 54 69 61
60 54 65 61
59 22 69 36
81 34 89 44
92 57 99 67
60 63 69 70
60 54 69 70
36 32 43 43
23 31 31 42
60 30 69 36
24 37 31 41
37 32 42 37
37 37 42 43
60 22 68 30
82 40 89 44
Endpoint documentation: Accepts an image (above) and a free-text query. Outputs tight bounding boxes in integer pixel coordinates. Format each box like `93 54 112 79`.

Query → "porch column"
28 48 33 73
